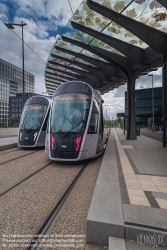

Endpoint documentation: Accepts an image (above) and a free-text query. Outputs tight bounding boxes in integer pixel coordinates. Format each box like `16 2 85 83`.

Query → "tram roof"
45 0 167 98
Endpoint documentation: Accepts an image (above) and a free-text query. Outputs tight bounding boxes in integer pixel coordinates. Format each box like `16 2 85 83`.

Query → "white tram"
45 81 110 161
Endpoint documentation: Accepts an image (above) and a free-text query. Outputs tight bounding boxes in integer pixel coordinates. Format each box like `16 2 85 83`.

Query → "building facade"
125 87 165 128
0 58 35 127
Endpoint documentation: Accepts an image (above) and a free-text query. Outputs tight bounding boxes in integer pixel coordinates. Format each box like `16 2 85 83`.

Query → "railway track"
0 161 53 196
1 159 88 250
27 161 88 250
0 147 19 156
0 149 41 165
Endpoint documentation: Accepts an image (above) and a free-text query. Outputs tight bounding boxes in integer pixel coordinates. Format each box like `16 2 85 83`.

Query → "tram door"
97 103 104 153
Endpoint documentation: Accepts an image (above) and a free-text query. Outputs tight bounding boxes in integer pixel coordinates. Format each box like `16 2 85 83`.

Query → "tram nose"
19 130 38 146
50 134 83 159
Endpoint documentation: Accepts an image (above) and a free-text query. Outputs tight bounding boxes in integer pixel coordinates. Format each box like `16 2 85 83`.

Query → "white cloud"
136 68 162 89
0 18 55 94
0 0 82 95
12 0 82 29
0 3 8 14
103 85 126 118
0 13 8 21
0 0 163 113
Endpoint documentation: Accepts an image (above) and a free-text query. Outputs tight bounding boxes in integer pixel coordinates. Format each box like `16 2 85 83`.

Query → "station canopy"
45 0 167 97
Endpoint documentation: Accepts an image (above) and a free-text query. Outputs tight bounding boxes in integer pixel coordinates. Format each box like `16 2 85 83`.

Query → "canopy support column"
162 56 167 147
127 74 137 140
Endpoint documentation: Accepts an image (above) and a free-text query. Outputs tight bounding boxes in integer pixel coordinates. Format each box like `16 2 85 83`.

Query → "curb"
0 143 18 151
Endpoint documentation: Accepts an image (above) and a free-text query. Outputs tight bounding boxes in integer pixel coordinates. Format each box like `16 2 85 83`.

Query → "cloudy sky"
0 0 162 118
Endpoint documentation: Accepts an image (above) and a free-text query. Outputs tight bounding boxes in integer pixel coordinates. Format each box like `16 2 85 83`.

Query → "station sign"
117 113 125 117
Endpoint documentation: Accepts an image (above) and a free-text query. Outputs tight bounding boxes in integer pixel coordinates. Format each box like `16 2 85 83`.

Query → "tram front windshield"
19 104 47 131
51 93 91 133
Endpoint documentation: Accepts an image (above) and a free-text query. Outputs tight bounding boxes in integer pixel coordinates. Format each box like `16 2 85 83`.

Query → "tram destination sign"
117 113 125 118
31 106 42 110
57 94 89 101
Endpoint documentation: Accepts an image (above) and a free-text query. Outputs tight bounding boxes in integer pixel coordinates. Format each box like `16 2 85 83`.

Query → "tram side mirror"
101 99 104 104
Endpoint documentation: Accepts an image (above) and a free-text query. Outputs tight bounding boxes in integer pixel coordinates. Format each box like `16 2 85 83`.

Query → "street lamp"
4 21 27 110
148 74 155 131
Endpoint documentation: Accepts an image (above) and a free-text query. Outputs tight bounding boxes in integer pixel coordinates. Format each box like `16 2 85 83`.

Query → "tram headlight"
34 132 38 141
19 132 22 141
75 136 82 151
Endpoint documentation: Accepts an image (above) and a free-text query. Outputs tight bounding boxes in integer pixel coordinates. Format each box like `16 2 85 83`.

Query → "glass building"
125 87 165 128
0 58 35 127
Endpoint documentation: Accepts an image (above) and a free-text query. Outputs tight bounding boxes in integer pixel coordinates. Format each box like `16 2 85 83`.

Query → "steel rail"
0 149 41 166
0 148 19 156
0 161 53 196
27 161 89 250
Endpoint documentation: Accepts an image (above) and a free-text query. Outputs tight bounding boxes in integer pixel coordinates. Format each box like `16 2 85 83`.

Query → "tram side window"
99 103 104 134
88 103 99 134
103 106 108 128
46 115 50 133
42 111 49 131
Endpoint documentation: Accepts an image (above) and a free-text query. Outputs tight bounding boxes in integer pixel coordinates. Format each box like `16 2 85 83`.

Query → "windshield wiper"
62 119 86 137
63 109 89 137
26 121 43 132
55 110 72 125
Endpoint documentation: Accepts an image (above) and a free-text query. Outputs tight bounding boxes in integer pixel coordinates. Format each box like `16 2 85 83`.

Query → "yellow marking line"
113 129 150 207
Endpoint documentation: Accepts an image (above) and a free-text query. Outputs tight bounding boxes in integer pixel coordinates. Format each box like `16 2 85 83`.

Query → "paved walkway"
115 128 167 209
0 128 18 139
140 127 164 143
87 128 167 248
0 137 17 146
0 129 18 150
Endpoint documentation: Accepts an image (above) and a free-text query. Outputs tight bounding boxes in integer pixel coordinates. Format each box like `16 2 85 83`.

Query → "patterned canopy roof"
45 0 167 97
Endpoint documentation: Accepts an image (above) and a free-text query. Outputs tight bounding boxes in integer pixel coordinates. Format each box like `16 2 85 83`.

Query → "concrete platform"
86 129 124 245
86 128 167 248
0 136 18 151
109 237 166 250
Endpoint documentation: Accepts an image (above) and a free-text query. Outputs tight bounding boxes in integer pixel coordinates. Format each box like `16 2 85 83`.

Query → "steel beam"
46 85 57 89
49 56 116 80
45 74 73 82
45 80 66 85
48 54 109 80
87 0 167 55
54 46 123 77
46 63 102 85
61 35 130 72
89 45 131 71
46 71 96 87
47 68 79 78
46 83 60 87
45 64 123 84
45 74 96 88
71 22 145 65
156 0 167 8
66 25 162 70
